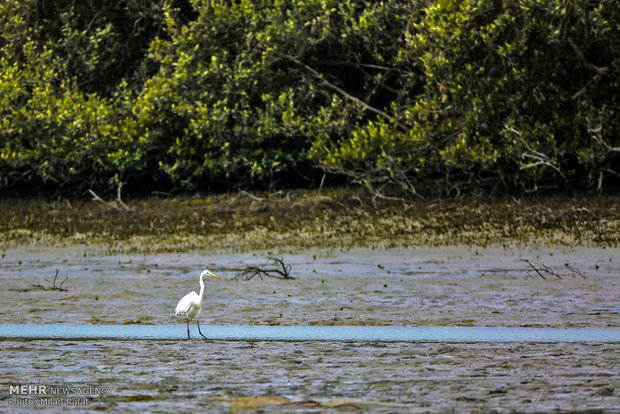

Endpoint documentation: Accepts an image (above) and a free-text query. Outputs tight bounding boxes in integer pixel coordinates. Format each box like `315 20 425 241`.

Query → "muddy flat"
2 340 618 413
1 245 618 328
1 245 619 412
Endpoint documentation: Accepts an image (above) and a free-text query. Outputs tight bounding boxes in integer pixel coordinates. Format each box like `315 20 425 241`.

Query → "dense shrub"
310 0 620 197
0 0 164 191
0 0 618 196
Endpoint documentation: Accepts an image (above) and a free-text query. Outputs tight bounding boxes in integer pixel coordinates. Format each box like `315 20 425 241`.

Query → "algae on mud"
0 191 618 253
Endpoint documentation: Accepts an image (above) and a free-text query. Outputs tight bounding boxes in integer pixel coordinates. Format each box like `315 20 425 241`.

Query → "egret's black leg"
186 318 191 339
197 320 207 339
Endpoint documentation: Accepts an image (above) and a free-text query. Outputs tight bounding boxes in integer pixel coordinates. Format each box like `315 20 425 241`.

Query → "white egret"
175 269 219 339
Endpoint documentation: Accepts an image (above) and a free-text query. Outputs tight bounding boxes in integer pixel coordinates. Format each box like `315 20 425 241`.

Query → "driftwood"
233 257 294 280
30 269 69 291
521 259 586 280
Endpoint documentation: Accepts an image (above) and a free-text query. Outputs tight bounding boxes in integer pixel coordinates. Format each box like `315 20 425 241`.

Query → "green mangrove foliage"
310 0 620 196
0 0 618 196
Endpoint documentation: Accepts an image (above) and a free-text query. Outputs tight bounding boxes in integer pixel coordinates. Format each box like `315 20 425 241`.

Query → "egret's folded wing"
175 291 198 316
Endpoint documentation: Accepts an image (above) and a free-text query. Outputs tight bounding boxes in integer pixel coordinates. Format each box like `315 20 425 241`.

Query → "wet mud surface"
1 246 618 328
1 245 619 412
1 340 618 412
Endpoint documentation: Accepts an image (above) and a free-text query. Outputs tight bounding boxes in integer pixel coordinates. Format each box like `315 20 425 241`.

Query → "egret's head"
201 269 220 280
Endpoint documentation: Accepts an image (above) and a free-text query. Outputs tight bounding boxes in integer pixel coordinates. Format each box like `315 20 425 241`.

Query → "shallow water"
1 245 619 412
2 324 619 342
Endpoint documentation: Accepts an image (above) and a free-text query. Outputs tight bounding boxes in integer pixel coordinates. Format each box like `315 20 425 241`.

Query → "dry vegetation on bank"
0 190 618 253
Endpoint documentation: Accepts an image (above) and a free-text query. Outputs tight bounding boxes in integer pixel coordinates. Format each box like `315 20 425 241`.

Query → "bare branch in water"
564 263 586 279
521 259 586 280
233 257 294 280
30 269 69 291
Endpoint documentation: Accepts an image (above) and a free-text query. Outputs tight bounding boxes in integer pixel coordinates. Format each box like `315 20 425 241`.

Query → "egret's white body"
175 289 205 319
175 269 219 339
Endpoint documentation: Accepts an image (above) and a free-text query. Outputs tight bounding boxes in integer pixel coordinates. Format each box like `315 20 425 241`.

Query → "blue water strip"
0 324 619 342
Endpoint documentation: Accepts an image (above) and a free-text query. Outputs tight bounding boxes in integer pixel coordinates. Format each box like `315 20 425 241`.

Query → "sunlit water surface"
1 324 619 342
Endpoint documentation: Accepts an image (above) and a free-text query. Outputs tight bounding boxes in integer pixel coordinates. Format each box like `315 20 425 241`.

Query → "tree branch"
567 37 609 75
89 182 133 213
505 126 572 194
30 269 69 291
233 257 294 280
280 53 408 131
587 117 620 153
521 259 586 280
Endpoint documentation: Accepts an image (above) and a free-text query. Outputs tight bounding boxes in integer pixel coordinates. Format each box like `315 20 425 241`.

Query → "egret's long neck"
198 273 205 304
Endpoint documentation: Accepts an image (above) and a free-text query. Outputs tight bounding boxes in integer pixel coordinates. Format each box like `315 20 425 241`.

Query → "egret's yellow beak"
210 273 220 279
